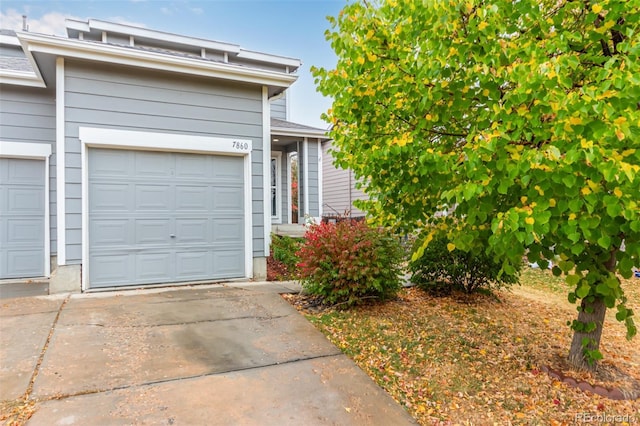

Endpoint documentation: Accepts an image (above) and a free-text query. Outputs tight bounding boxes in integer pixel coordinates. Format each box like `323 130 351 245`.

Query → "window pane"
271 188 277 217
271 158 276 187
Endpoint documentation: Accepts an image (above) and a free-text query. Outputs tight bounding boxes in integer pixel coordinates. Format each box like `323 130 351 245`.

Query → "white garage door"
0 158 46 279
88 148 245 288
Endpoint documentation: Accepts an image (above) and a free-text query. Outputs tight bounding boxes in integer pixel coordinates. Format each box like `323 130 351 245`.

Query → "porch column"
303 137 309 218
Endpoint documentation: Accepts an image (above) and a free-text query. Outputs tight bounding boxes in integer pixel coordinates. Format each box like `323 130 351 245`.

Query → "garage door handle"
170 234 176 238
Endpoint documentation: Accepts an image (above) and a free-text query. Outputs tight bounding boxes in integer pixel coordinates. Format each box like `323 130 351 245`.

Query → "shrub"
409 234 520 295
297 220 403 307
267 234 302 281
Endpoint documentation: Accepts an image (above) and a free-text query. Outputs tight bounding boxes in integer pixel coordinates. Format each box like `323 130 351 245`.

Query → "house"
0 19 328 293
321 140 367 218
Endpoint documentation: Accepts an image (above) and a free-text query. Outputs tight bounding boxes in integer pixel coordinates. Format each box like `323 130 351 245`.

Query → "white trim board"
262 86 271 255
78 127 252 155
79 126 254 290
0 140 52 278
56 58 67 265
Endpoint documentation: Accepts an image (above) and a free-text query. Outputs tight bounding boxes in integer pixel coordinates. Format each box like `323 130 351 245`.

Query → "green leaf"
576 284 590 299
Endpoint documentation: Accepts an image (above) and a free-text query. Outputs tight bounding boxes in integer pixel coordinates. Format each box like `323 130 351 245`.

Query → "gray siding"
307 139 320 217
321 141 366 217
270 96 287 120
0 85 57 254
64 61 265 262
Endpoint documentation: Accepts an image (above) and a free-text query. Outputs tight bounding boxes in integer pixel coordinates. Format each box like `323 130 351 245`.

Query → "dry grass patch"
285 268 640 424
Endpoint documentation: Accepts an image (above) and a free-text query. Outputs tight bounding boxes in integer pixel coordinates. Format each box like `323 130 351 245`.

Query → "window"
270 153 282 220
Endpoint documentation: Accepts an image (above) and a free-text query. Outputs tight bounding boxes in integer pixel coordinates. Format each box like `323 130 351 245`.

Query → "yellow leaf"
614 188 622 197
525 217 535 225
615 129 625 141
520 196 528 204
367 53 378 62
478 21 488 31
581 186 592 195
447 243 456 252
569 213 577 221
441 80 449 88
592 4 603 14
549 198 556 207
357 56 365 65
614 116 627 126
569 116 583 125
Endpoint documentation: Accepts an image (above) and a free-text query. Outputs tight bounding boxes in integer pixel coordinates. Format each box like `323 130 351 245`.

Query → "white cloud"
0 9 147 36
160 7 172 15
0 9 78 36
190 7 204 15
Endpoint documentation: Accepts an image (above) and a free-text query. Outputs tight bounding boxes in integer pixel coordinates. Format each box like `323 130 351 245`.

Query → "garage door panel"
135 219 171 245
90 183 130 211
91 219 130 246
175 154 210 178
7 218 44 244
88 151 129 177
4 158 45 183
134 152 173 177
0 158 46 279
213 156 244 179
213 250 244 276
175 251 209 279
175 219 208 243
136 252 173 280
89 253 132 286
89 148 245 288
212 187 243 211
134 185 172 210
6 250 44 276
212 219 243 242
7 188 45 212
175 186 208 210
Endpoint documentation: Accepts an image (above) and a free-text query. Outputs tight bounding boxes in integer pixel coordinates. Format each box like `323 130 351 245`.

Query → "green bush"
297 220 403 307
268 234 303 280
409 234 520 295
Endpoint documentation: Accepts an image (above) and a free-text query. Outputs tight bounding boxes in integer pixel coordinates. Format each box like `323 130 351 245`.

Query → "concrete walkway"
0 281 415 425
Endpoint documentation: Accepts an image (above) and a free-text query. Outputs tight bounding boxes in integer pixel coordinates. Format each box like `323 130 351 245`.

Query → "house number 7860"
233 141 249 151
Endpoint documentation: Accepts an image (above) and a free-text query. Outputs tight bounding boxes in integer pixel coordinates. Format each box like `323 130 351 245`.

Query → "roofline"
0 69 46 87
66 18 242 54
271 126 329 139
16 31 298 89
0 33 20 46
65 18 301 70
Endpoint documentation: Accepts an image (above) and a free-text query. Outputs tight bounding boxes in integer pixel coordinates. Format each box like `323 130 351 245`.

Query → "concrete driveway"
0 282 415 425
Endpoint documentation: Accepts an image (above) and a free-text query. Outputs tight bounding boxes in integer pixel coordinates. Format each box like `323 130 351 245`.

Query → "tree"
313 0 640 370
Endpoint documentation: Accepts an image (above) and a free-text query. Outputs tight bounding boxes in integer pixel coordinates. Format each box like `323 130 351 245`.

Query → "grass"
291 268 640 425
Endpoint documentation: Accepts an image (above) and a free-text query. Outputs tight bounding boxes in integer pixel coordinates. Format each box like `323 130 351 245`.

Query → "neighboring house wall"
296 138 321 219
0 85 57 254
63 60 264 262
321 141 366 217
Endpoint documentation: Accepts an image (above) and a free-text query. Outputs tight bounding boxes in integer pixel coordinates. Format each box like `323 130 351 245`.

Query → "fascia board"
17 32 298 88
270 127 329 139
0 70 46 87
0 34 21 46
237 49 301 69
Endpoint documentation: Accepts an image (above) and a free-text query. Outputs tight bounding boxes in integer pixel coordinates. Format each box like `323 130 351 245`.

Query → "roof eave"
17 31 298 90
271 126 329 139
0 70 46 87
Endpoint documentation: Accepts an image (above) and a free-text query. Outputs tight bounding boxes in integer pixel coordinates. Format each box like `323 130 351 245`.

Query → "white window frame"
0 141 52 278
270 151 282 223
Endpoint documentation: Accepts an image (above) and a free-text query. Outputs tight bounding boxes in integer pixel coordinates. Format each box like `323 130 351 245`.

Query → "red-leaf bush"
297 220 403 307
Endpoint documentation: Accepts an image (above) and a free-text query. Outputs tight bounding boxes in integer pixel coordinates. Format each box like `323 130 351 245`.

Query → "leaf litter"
283 268 640 424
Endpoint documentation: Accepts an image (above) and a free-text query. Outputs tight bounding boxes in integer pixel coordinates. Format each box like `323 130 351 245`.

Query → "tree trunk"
568 296 607 371
567 249 617 371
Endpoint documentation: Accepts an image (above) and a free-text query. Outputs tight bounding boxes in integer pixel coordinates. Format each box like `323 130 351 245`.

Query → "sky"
0 0 347 129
